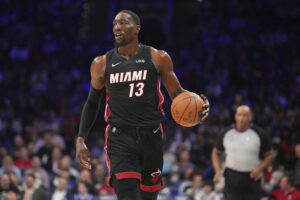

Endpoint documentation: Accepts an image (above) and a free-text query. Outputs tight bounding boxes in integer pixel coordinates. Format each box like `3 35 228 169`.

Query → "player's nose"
113 23 121 32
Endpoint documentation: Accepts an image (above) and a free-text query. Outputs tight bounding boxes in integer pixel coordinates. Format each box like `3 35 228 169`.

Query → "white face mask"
170 174 179 183
35 179 42 187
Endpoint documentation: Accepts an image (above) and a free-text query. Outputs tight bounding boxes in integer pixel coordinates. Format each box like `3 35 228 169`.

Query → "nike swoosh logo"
112 62 121 67
153 127 160 134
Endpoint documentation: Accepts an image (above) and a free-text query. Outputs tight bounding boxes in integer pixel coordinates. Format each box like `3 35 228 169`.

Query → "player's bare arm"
150 47 209 122
76 55 106 170
90 55 107 89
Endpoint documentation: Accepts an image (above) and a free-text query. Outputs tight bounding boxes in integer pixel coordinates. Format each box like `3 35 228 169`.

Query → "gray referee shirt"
215 124 272 172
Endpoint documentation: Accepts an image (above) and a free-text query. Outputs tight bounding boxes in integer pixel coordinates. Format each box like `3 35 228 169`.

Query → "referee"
211 105 273 200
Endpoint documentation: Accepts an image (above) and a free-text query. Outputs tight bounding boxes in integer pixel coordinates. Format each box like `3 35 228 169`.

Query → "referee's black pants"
224 168 260 200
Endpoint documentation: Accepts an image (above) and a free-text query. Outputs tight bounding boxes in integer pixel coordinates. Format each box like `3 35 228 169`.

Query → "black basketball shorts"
104 124 164 192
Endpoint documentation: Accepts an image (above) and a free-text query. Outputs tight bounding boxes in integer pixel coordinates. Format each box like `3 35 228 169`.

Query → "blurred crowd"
0 0 299 199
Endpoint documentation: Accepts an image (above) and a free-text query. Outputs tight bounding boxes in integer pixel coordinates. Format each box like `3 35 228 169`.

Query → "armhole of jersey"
216 125 232 151
145 45 159 74
104 49 115 79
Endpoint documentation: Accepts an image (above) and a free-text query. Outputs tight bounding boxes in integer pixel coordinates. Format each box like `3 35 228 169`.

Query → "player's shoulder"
150 46 170 60
92 54 106 66
149 47 173 72
90 54 107 77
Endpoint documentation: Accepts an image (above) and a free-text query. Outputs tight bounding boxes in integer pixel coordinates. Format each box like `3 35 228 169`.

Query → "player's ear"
135 25 140 35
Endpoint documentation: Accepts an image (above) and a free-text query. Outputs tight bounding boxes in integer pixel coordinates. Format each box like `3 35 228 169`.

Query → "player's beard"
114 38 127 47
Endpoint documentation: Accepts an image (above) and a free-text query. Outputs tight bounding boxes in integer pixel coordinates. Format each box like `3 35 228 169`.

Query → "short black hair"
119 10 140 26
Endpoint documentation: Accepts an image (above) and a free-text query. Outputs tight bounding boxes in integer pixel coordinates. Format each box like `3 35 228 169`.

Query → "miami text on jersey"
110 70 148 84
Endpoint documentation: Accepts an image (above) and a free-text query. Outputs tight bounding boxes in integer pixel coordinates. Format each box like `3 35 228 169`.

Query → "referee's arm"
250 149 273 180
212 147 223 183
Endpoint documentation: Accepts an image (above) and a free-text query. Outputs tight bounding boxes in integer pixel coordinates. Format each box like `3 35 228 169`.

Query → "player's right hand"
76 138 92 170
213 171 223 184
199 94 210 123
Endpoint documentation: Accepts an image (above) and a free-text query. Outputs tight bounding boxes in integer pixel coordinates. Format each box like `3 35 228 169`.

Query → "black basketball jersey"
104 44 164 127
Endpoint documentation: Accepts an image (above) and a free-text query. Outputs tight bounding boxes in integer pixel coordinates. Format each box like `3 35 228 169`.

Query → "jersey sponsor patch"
136 59 145 63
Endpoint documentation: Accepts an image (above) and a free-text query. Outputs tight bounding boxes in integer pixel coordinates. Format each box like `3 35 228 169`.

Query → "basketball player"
212 105 273 200
76 10 209 200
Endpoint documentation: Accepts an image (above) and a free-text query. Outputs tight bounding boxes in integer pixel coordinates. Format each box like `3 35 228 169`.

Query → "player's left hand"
250 168 262 181
199 94 210 123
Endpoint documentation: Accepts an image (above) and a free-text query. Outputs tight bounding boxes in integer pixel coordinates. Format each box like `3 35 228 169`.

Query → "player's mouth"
114 33 123 40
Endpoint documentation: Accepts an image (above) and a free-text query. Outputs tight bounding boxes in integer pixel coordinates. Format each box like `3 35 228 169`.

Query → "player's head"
234 105 252 129
113 10 141 46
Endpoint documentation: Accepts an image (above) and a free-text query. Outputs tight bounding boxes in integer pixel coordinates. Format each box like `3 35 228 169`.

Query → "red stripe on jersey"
104 85 110 122
157 77 165 115
159 123 164 138
115 172 142 181
104 124 112 186
140 183 161 192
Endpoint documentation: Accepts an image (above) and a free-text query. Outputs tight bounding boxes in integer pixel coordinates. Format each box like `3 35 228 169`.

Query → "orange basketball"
171 92 204 127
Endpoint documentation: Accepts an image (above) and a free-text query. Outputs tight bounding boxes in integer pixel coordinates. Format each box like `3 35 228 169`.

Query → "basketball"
171 92 204 127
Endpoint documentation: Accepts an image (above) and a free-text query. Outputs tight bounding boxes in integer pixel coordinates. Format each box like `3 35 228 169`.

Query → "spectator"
20 173 46 200
270 175 300 200
0 156 22 181
60 155 79 179
50 128 66 151
11 135 24 159
79 169 97 195
97 175 114 195
51 169 77 191
178 150 196 176
48 146 62 173
8 172 22 193
0 173 20 198
50 176 73 200
37 132 53 168
194 180 217 200
73 181 94 200
263 170 284 193
25 156 50 189
92 163 106 190
13 147 32 171
183 174 203 197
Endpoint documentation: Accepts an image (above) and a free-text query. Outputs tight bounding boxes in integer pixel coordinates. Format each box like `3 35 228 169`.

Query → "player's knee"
112 176 141 200
140 190 158 200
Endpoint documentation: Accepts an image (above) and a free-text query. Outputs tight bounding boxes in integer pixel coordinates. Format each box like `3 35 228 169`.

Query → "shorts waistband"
110 123 160 131
225 168 251 174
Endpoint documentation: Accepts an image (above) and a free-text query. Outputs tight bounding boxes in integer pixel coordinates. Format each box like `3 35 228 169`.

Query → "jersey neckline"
114 44 144 62
232 123 253 133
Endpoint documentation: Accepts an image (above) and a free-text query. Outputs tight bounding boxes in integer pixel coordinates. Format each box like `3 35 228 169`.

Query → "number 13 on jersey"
129 82 144 97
